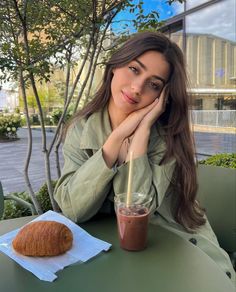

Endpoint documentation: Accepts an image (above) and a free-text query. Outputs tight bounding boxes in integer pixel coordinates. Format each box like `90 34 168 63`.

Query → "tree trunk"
86 20 111 98
53 44 73 177
74 32 98 112
54 124 63 178
29 72 60 212
19 69 43 214
48 34 93 156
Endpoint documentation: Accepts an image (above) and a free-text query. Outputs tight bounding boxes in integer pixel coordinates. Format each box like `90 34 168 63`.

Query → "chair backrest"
197 165 236 253
0 182 4 219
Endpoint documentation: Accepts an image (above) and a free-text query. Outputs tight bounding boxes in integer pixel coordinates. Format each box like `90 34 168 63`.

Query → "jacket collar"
80 106 112 150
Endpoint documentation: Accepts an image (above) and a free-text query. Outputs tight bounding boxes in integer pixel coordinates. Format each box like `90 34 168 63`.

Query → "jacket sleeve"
112 134 176 214
54 124 116 223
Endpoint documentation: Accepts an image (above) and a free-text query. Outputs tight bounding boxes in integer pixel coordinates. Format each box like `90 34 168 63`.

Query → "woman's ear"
112 68 117 74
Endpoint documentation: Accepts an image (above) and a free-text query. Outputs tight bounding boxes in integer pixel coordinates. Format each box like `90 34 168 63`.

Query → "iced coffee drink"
115 193 151 251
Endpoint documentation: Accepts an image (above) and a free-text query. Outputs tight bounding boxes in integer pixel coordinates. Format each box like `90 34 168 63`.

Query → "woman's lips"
121 91 138 104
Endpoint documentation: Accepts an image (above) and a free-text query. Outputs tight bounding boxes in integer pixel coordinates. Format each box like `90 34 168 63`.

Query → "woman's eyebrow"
134 58 166 84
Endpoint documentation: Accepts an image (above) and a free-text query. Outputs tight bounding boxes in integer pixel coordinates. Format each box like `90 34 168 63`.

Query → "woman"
54 32 235 283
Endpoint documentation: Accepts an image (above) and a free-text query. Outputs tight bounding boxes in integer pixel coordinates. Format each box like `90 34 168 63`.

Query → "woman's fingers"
139 85 170 128
116 86 169 138
137 98 159 116
158 86 167 106
161 85 170 108
154 85 169 113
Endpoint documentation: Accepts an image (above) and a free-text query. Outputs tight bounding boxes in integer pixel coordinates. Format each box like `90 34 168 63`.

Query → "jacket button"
154 211 158 216
189 238 197 245
226 271 231 279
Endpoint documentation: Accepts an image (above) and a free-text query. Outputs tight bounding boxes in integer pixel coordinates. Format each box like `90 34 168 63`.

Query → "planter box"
197 165 236 253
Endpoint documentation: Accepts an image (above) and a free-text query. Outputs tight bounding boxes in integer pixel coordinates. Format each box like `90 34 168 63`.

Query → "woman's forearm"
102 129 124 168
126 126 150 161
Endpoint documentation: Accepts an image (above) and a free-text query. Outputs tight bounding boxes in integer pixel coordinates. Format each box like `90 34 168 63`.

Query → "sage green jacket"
54 107 235 285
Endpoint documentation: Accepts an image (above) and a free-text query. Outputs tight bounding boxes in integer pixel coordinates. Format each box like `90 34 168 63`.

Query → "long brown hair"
67 32 205 230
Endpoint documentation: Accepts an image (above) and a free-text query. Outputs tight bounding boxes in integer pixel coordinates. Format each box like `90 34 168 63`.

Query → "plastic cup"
114 193 151 251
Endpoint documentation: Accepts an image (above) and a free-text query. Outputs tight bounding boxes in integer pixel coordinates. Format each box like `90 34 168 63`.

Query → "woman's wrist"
102 130 124 168
112 127 126 142
134 124 151 137
126 127 150 161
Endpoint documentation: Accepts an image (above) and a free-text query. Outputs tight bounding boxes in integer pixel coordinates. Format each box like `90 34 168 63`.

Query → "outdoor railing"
191 110 236 128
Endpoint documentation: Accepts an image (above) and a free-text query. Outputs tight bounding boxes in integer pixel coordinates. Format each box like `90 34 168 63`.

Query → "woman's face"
109 50 170 116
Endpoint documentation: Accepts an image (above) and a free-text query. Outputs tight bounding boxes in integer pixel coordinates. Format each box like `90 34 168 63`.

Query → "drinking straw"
126 151 134 208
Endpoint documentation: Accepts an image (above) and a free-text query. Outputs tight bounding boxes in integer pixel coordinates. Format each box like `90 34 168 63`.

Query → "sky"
112 0 236 42
186 0 236 42
112 0 184 33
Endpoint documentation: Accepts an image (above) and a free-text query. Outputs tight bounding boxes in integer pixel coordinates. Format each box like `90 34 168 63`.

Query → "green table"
0 215 234 292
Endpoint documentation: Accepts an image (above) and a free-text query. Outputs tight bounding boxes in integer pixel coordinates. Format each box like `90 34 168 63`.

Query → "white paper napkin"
0 210 111 282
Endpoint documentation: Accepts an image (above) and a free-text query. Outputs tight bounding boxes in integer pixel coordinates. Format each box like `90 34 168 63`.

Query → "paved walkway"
0 128 235 194
0 128 63 194
194 131 236 159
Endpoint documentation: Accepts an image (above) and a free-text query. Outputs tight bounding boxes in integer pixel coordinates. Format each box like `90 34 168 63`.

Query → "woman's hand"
102 100 158 168
138 85 169 131
125 86 169 161
103 86 169 167
114 98 159 141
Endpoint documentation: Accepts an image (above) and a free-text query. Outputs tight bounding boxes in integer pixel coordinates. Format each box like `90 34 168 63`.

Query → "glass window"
186 0 236 41
162 21 184 51
186 0 236 91
186 0 236 140
170 29 183 51
186 0 211 10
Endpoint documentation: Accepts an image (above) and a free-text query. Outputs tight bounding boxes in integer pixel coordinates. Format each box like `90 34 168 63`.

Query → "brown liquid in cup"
117 207 149 251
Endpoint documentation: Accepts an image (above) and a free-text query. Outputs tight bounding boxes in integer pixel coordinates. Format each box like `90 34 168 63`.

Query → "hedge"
199 153 236 169
1 181 57 220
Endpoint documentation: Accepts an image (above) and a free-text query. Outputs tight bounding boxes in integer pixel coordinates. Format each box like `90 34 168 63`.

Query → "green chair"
197 164 236 269
0 181 37 219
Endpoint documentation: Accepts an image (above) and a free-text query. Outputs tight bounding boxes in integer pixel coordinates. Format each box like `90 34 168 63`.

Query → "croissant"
12 220 73 256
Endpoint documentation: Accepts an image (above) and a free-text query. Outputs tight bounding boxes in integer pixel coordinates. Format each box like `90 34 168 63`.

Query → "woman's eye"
149 82 161 91
128 66 138 74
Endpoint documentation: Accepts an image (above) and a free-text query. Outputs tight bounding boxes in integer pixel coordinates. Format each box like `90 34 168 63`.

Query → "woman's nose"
131 78 145 95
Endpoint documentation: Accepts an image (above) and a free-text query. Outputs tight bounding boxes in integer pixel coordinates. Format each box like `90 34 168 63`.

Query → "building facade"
160 0 236 113
0 82 19 112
